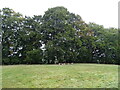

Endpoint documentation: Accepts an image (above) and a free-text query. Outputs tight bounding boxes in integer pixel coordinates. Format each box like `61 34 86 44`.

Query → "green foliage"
25 49 43 64
1 7 119 65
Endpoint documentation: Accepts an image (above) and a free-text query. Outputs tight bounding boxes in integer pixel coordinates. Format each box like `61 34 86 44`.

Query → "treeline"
1 7 119 65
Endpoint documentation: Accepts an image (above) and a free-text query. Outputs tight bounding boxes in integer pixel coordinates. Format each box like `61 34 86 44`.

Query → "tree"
2 8 43 64
88 23 118 64
1 7 119 65
41 6 93 64
1 8 24 64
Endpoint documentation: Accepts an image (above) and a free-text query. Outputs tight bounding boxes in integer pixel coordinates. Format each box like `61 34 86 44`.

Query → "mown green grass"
0 66 2 89
2 64 118 88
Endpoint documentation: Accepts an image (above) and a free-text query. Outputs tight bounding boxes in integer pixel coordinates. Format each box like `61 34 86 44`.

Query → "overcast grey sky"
0 0 119 28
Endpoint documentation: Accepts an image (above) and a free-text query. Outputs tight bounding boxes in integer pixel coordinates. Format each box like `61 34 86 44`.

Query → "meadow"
2 64 118 88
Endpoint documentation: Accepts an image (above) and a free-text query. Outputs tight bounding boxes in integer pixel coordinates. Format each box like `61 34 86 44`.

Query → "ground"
2 64 118 88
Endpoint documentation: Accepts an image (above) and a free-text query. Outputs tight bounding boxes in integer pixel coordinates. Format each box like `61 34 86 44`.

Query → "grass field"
2 64 118 88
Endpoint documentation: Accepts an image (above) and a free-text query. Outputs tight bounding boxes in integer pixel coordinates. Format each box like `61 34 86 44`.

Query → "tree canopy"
1 7 119 65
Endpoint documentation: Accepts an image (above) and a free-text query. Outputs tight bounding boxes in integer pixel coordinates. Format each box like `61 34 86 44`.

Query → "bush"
25 49 43 64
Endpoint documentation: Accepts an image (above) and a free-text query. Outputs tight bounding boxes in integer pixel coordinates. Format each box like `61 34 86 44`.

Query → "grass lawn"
2 64 118 88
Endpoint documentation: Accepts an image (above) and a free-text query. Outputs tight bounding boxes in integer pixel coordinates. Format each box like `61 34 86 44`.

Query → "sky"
0 0 119 28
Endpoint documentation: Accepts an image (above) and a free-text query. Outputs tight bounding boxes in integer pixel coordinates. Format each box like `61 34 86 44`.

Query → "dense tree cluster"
1 7 119 65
